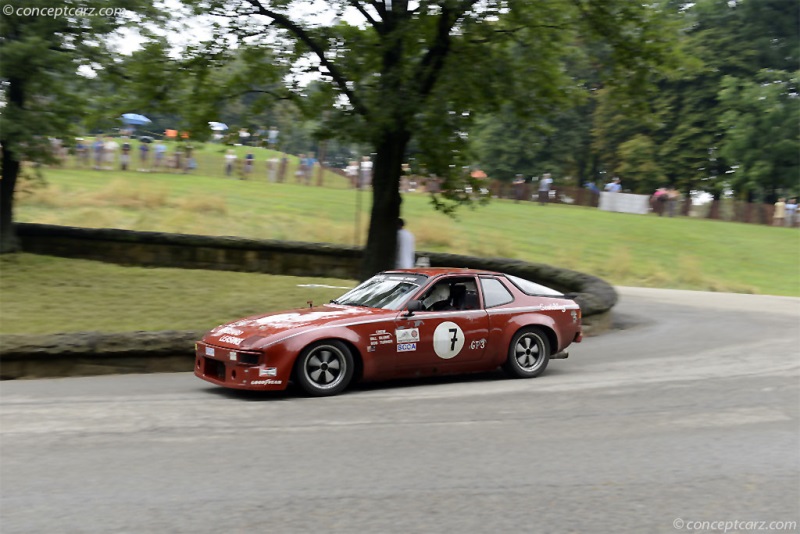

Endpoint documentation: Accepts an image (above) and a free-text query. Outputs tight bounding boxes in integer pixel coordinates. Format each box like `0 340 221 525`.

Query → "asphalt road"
1 288 798 534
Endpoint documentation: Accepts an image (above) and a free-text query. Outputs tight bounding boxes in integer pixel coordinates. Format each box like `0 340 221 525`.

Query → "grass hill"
2 146 797 334
16 151 799 297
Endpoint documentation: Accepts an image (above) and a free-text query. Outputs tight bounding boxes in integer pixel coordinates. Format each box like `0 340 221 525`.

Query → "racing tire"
295 340 354 397
503 327 550 379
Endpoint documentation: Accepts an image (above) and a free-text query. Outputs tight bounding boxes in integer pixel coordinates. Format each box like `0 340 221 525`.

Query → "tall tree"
591 0 800 199
189 0 674 278
718 70 800 200
0 0 158 252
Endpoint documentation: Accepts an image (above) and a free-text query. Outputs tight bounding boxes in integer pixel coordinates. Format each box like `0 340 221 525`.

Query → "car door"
394 276 489 373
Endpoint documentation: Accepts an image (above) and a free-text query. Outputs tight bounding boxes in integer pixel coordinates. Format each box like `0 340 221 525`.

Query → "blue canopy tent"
121 113 152 126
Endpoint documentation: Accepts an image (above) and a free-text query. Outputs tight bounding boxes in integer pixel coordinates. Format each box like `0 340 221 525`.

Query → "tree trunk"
0 77 23 254
359 130 410 280
0 145 20 253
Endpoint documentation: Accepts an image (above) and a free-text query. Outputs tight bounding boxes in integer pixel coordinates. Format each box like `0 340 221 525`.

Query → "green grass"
0 254 354 335
15 165 800 297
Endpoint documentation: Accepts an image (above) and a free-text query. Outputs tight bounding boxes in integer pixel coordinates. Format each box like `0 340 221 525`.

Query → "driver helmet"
424 284 450 308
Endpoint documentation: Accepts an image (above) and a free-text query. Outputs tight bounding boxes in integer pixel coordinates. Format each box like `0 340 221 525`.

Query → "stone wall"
1 223 617 379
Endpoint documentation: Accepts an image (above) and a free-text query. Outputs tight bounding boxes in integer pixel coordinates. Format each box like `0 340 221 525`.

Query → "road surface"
1 288 798 533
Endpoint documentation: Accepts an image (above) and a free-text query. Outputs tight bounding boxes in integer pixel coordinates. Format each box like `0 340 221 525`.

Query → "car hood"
203 304 393 350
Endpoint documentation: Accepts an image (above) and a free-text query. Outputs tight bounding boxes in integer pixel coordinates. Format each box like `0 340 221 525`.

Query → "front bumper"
194 342 290 390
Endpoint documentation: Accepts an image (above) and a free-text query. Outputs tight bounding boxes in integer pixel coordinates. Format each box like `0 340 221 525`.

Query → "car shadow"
198 366 568 400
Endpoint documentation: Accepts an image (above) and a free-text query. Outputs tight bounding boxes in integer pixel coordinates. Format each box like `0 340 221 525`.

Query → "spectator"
238 128 250 146
304 152 316 185
666 187 681 217
104 137 119 170
785 198 798 227
345 160 359 188
773 198 786 227
120 138 131 171
605 177 622 192
652 187 668 216
267 156 279 182
396 218 415 269
75 138 88 168
138 141 150 171
154 141 167 169
296 154 307 183
184 144 195 173
225 149 236 177
267 126 279 148
538 173 553 205
359 156 373 189
92 137 105 170
245 152 254 175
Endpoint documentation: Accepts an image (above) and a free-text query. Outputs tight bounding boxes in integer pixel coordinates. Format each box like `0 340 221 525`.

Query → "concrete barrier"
1 223 617 379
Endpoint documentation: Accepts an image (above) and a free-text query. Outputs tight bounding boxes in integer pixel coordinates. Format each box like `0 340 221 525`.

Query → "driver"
423 284 451 311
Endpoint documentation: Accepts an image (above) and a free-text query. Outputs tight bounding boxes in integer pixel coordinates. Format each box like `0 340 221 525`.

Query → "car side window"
419 277 480 311
480 277 514 308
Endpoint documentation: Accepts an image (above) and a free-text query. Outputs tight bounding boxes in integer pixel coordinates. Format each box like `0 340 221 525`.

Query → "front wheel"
295 340 354 397
503 327 550 378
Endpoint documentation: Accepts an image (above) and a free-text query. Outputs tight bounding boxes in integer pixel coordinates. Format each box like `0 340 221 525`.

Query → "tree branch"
416 0 479 99
241 0 369 118
348 0 382 31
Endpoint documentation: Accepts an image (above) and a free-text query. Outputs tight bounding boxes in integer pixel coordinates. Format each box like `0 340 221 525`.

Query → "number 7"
449 328 458 351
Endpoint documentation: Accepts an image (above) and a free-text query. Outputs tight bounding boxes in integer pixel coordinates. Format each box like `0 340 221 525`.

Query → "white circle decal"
433 322 464 360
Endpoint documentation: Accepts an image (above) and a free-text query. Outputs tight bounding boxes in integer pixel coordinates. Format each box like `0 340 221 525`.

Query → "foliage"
174 0 679 278
0 0 161 252
718 71 800 201
586 0 800 197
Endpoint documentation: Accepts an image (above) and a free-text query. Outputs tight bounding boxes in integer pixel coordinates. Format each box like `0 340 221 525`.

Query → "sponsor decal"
205 346 214 357
433 322 465 360
369 330 394 346
395 328 419 343
571 310 578 323
534 303 578 313
215 326 244 336
219 335 243 346
258 367 278 377
397 343 417 352
251 379 283 386
229 352 237 361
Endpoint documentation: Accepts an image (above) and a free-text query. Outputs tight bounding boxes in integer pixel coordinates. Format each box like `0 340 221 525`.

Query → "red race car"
195 268 582 396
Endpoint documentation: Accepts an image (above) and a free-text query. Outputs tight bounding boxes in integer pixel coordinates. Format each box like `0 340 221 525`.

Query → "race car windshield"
334 273 428 310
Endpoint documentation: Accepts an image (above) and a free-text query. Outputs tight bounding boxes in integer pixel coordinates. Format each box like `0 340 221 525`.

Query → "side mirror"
403 300 423 317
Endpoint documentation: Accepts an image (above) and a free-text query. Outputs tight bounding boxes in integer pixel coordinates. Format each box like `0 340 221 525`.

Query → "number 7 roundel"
433 321 465 359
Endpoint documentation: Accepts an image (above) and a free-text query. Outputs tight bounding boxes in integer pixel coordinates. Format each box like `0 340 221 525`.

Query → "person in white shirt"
225 149 237 177
538 173 553 205
359 156 373 188
396 218 415 269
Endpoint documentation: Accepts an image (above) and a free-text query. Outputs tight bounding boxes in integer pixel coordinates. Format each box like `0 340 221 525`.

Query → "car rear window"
506 274 564 297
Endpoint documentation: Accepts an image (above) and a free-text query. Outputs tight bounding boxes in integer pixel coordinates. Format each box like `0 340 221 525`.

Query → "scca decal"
397 343 417 352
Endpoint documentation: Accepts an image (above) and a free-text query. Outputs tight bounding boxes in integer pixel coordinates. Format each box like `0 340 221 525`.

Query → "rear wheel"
295 340 354 396
503 327 550 378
